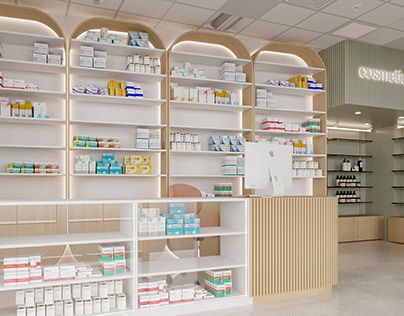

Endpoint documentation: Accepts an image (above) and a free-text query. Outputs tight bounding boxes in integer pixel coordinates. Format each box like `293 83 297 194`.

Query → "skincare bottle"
336 175 340 187
358 157 363 172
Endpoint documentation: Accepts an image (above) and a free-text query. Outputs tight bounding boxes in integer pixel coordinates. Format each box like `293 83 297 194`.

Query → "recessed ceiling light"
399 116 404 119
354 111 362 115
364 122 371 126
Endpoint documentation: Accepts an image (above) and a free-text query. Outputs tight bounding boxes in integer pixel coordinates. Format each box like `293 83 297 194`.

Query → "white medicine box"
34 42 48 55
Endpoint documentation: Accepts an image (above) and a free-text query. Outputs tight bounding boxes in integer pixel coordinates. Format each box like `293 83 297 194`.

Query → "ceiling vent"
285 0 335 10
211 13 243 31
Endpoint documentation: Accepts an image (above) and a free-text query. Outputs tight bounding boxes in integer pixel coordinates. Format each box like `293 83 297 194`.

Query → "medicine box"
34 42 48 55
168 203 185 214
100 261 116 276
93 57 107 69
94 50 107 59
136 138 148 149
79 56 92 68
48 54 62 65
220 62 236 73
33 53 47 64
235 72 246 82
80 46 94 57
136 128 149 139
98 244 114 261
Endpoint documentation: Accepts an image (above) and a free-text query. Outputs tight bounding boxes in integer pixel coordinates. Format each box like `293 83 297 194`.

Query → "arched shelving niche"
69 18 168 199
253 42 328 197
167 30 253 197
0 4 67 200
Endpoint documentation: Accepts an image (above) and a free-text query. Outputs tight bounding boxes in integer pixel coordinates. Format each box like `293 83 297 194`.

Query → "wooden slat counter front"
249 197 338 298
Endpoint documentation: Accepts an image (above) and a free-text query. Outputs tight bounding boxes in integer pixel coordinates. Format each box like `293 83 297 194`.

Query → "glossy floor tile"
190 241 404 316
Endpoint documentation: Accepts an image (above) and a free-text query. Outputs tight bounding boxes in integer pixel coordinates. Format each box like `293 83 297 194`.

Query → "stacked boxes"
98 244 126 276
73 81 144 98
128 32 149 47
170 62 207 79
84 28 125 45
164 203 200 236
170 84 240 106
169 132 201 152
4 256 41 286
255 89 277 109
125 55 160 74
219 62 246 83
214 183 233 197
208 135 245 153
203 270 232 297
138 280 213 308
288 75 323 90
123 155 152 175
0 73 38 90
136 128 161 150
14 279 126 316
260 118 321 133
124 81 144 98
302 118 321 133
96 153 123 175
137 207 166 237
33 42 63 65
222 156 244 176
73 135 121 148
292 160 322 178
293 139 314 155
79 45 107 69
6 162 59 175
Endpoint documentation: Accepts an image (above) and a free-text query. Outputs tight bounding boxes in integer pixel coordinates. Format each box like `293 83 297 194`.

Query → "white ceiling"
4 0 404 52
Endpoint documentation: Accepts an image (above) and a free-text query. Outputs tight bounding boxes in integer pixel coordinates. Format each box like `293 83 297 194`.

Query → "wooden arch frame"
169 30 250 60
70 17 165 49
0 3 64 37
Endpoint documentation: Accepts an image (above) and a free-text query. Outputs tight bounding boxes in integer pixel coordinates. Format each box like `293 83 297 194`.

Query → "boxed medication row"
260 118 321 134
208 135 246 153
83 28 125 45
0 98 49 118
125 55 160 74
33 42 63 65
73 135 121 149
219 62 246 83
6 162 59 175
222 156 244 176
136 128 161 150
293 168 323 177
170 62 207 79
170 132 201 152
214 183 233 197
128 31 149 47
256 89 277 108
0 73 39 90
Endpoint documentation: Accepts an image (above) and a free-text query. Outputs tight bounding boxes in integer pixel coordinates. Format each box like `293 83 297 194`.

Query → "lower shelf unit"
0 197 250 315
338 215 384 243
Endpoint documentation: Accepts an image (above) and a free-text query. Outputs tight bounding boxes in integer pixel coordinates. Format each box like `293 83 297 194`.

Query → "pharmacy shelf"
170 174 243 178
392 186 404 189
255 130 325 137
327 138 373 143
138 227 245 241
328 154 373 158
255 107 325 116
70 66 166 82
170 51 250 67
338 202 373 205
392 170 404 173
392 137 404 141
0 144 65 150
71 38 165 58
171 125 251 133
138 255 245 277
255 83 325 96
0 87 65 98
0 173 63 177
70 120 166 129
0 232 132 250
328 170 373 173
328 186 373 189
392 153 404 157
392 202 404 205
170 76 251 89
0 117 64 125
0 30 64 46
170 101 252 112
0 272 133 292
71 147 165 153
0 58 65 73
254 60 324 75
293 153 326 158
170 151 243 156
71 174 166 178
70 93 165 106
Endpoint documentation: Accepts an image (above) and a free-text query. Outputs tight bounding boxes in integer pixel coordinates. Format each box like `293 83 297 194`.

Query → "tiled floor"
191 241 404 316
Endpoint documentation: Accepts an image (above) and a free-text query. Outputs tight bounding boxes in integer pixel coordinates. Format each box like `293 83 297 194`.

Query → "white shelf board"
71 174 165 177
70 93 165 106
292 154 326 158
0 30 64 46
0 272 133 292
170 151 243 156
170 51 250 67
255 107 325 116
170 76 251 89
138 227 244 241
0 232 132 249
0 87 65 98
255 130 326 137
170 100 252 112
256 84 325 96
255 61 324 75
71 39 165 58
0 144 65 150
138 255 245 277
0 59 65 74
170 174 243 178
171 125 251 133
72 147 165 153
293 176 326 179
0 173 64 177
0 117 64 125
70 66 165 82
70 120 166 128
